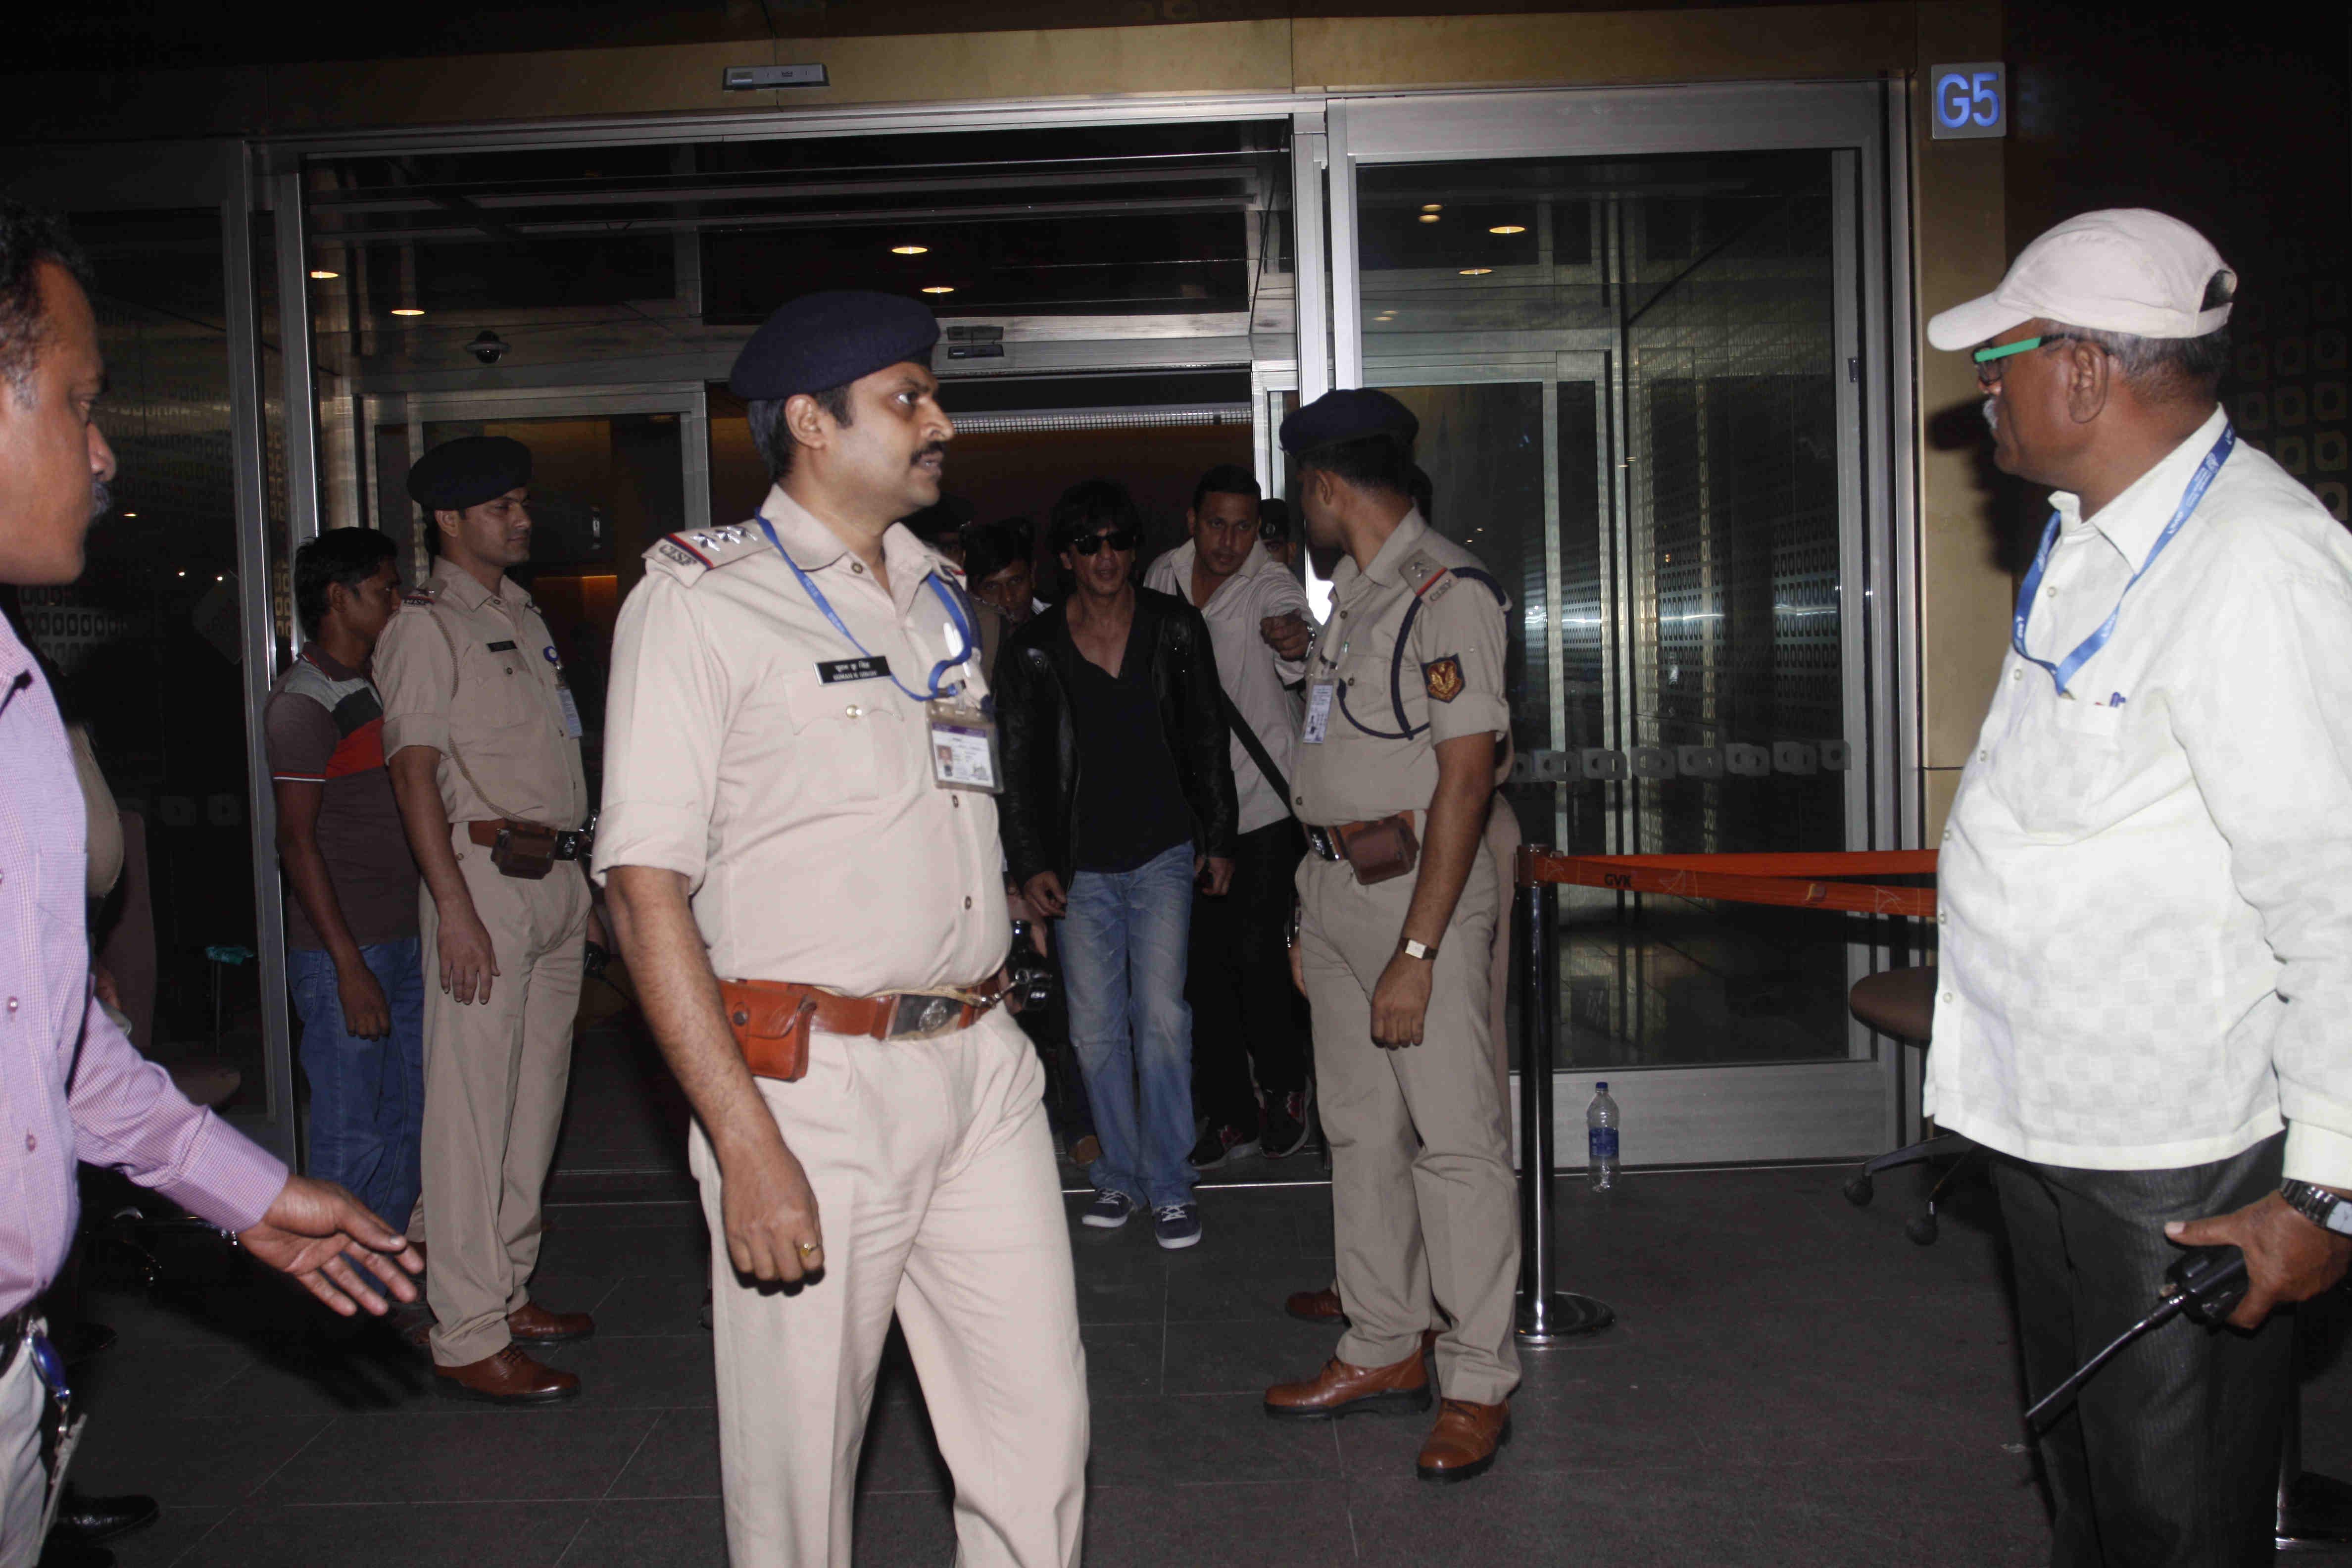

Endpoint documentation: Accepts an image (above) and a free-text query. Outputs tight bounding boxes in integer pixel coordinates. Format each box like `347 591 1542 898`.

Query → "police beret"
406 436 532 513
1278 388 1419 454
729 291 941 400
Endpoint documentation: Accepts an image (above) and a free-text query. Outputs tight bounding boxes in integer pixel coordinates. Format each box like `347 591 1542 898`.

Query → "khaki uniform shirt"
592 486 1010 995
1292 509 1511 826
375 559 589 828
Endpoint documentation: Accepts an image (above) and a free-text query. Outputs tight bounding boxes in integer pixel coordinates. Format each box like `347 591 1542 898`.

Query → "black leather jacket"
995 586 1238 890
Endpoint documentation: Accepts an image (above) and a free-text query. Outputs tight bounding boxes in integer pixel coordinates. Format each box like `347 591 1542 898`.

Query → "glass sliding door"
1332 84 1907 1165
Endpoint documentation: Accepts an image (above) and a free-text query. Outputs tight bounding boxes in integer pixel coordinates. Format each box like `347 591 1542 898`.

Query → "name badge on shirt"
927 696 1000 793
818 656 892 685
543 645 584 739
1302 681 1335 745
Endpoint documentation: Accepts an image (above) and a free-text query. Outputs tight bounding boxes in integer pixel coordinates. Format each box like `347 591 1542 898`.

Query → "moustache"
89 477 112 523
912 442 947 466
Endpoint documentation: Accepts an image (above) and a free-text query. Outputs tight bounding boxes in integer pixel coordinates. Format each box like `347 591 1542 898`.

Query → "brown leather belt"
465 820 590 860
1303 811 1422 884
720 974 1010 1083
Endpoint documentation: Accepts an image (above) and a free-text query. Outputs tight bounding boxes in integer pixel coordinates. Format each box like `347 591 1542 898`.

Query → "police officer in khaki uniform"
1262 390 1521 1482
377 437 597 1403
597 293 1086 1568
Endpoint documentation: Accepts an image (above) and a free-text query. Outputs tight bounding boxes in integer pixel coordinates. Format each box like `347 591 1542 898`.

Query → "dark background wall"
1999 2 2351 552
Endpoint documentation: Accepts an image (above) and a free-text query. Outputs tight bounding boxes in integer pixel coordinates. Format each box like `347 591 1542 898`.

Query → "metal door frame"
1328 81 1912 1164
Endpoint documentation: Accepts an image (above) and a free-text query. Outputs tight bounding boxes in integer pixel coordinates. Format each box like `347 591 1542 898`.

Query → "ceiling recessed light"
1421 203 1443 212
309 269 340 280
176 569 185 577
921 285 955 294
1418 213 1440 224
1459 267 1493 276
891 245 929 255
120 511 137 518
1488 224 1526 235
391 307 424 317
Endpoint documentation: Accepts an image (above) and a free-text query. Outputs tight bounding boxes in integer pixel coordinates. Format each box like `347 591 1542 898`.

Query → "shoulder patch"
1423 655 1465 703
646 523 769 583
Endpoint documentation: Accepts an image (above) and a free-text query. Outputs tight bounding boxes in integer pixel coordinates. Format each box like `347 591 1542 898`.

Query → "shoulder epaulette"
1406 556 1457 604
400 588 438 607
647 523 768 581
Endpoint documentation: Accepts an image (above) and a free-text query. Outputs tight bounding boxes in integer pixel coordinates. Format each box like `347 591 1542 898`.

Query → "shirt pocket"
462 641 552 735
777 670 912 805
1996 696 2131 837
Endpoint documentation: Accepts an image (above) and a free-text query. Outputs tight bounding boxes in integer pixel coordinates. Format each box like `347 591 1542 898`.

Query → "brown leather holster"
718 975 1010 1083
1333 813 1421 885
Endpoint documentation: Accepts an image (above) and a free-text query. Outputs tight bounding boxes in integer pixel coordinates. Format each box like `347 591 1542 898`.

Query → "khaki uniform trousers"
418 829 589 1366
1298 842 1521 1407
691 1006 1087 1568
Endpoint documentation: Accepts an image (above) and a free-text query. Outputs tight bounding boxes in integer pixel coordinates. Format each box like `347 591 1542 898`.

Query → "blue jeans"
289 937 426 1232
1060 842 1197 1210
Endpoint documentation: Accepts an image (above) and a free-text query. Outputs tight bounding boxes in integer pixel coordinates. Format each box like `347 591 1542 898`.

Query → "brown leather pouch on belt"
1334 813 1421 885
490 825 558 881
718 979 818 1082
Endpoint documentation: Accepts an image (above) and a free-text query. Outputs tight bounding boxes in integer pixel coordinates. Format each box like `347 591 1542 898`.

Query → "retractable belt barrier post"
1509 845 1940 1345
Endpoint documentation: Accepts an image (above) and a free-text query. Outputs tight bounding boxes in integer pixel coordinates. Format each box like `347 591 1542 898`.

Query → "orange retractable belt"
1516 848 1938 918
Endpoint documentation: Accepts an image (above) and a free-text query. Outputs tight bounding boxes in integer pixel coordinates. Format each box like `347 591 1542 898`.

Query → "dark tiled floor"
64 1021 2352 1566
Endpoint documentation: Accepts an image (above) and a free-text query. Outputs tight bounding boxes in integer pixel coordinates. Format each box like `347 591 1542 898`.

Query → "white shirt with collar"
1144 537 1312 834
1930 406 2352 1186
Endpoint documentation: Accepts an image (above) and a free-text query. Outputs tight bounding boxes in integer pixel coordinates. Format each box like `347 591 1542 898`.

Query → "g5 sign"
1930 62 2008 141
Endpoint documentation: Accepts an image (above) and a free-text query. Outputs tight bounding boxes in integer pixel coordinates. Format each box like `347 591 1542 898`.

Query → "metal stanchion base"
1515 1292 1616 1345
2277 1471 2352 1551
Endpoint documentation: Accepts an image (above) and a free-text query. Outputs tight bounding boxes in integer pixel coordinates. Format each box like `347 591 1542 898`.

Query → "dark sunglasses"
1071 530 1137 556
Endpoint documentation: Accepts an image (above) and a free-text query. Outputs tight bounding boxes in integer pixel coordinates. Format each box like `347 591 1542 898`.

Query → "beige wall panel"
1923 765 1963 844
1911 1 2010 776
1292 5 1913 91
268 43 761 129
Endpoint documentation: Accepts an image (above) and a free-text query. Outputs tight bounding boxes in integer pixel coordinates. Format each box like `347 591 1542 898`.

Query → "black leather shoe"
49 1489 157 1545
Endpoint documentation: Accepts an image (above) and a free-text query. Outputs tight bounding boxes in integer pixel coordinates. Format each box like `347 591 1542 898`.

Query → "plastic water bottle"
1586 1082 1620 1192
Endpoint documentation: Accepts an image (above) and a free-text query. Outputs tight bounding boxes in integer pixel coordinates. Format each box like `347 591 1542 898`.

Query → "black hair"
1049 479 1142 554
0 201 93 405
1407 464 1434 525
964 518 1033 582
1291 432 1416 499
294 527 398 638
747 383 855 482
1257 496 1292 542
1190 462 1261 514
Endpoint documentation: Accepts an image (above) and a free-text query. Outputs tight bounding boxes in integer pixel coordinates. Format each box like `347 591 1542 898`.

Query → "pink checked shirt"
1 615 287 1316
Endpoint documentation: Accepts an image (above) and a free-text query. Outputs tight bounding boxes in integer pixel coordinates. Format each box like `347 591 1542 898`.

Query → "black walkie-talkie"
2022 1246 2249 1430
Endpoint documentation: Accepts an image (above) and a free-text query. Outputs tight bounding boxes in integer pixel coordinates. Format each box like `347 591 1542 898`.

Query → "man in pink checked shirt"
0 202 422 1568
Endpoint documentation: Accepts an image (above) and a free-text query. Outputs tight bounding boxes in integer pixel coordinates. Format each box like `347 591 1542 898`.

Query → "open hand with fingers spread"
237 1174 423 1317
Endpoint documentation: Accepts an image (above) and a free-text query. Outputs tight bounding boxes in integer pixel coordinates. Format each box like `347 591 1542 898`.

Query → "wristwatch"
1400 938 1439 962
2280 1179 2352 1237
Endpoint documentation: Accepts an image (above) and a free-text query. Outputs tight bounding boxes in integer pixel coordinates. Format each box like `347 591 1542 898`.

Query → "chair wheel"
1905 1212 1939 1246
1842 1173 1874 1207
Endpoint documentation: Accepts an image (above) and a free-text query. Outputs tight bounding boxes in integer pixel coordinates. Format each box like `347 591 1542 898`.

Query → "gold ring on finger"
797 1241 820 1257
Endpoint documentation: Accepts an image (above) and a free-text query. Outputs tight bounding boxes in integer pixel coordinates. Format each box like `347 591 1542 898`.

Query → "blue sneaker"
1082 1190 1138 1229
1154 1204 1202 1250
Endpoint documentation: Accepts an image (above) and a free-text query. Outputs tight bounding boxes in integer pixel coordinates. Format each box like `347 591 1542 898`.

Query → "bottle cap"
1596 1081 1608 1091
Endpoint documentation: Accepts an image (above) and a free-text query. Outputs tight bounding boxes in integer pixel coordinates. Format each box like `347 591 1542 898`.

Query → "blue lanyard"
2012 424 2235 697
753 517 977 702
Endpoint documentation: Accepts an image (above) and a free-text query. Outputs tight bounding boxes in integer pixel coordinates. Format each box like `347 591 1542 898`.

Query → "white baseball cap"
1927 208 2235 351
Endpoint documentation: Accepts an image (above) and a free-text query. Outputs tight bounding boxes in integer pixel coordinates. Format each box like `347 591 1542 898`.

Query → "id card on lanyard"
2013 424 2235 697
754 517 1001 792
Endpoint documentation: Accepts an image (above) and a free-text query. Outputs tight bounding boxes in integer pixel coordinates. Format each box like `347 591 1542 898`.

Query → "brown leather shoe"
1264 1351 1430 1421
1285 1286 1350 1326
434 1345 581 1405
507 1301 595 1344
1416 1398 1511 1483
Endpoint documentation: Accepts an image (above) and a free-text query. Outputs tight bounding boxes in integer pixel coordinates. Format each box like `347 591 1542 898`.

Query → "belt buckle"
1307 826 1340 861
551 829 585 861
886 992 962 1038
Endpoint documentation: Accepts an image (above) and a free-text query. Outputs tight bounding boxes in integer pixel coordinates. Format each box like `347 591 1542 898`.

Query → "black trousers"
1994 1132 2290 1568
1186 818 1308 1128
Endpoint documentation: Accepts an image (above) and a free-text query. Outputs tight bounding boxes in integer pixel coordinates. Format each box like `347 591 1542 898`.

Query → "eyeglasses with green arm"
1972 334 2089 386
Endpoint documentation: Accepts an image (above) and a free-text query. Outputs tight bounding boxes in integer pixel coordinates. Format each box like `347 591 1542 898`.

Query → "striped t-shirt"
263 648 420 949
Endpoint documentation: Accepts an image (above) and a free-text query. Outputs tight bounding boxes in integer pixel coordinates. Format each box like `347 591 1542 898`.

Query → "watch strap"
2282 1179 2352 1236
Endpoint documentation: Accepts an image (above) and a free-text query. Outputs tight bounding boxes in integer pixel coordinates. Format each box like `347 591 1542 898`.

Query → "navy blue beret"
406 436 531 512
1278 388 1420 454
729 291 942 400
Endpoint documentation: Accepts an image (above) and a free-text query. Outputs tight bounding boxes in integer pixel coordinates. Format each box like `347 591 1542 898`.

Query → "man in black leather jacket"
996 479 1237 1250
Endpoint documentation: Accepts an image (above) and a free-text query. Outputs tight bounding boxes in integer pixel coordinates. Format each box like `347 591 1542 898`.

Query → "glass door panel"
1337 86 1898 1162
